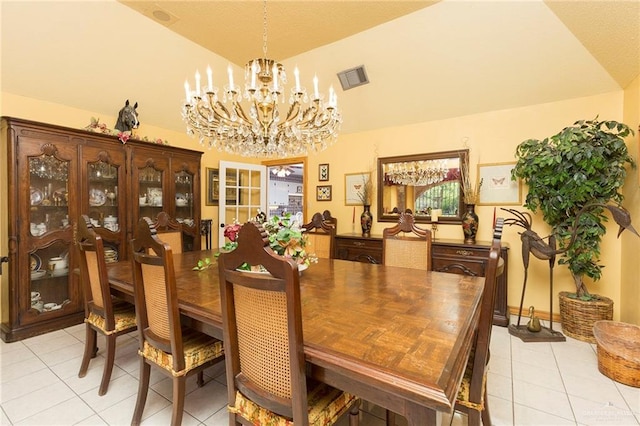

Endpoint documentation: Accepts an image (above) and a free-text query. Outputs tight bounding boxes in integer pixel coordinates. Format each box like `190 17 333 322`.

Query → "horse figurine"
114 100 139 132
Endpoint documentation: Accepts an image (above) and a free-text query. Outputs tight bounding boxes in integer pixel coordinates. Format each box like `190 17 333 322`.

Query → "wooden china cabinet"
0 117 202 342
335 233 510 326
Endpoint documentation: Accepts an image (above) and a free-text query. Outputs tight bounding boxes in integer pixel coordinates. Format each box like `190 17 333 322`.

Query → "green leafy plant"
192 257 213 271
512 118 635 300
215 213 316 271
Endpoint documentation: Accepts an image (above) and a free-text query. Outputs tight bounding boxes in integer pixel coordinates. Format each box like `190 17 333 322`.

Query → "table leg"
404 402 440 426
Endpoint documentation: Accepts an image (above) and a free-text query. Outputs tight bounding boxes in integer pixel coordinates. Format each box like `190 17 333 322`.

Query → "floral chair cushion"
229 381 356 426
455 346 487 412
139 328 224 377
86 301 136 335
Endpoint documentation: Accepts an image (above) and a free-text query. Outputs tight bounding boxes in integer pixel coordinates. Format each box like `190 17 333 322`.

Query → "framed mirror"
377 149 469 223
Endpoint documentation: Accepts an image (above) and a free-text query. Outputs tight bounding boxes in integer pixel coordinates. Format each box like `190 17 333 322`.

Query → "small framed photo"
316 185 332 201
477 162 521 205
319 164 330 181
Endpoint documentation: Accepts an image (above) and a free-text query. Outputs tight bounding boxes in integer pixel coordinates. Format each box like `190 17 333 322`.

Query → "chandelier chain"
262 0 268 58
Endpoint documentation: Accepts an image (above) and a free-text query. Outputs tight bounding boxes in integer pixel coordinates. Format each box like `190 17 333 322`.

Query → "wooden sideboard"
335 233 509 326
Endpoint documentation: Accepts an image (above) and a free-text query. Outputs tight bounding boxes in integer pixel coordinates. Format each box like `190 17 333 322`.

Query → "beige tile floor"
1 316 639 425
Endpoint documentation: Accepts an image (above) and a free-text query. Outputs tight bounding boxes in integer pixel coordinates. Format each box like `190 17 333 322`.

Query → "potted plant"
511 118 636 341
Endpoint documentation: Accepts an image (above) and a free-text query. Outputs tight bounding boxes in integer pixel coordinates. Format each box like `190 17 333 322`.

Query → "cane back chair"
76 215 137 396
302 211 337 259
218 222 360 426
152 211 184 253
130 217 224 426
455 218 505 426
382 212 432 270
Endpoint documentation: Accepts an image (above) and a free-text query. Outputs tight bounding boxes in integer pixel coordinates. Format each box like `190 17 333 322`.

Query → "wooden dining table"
107 249 485 425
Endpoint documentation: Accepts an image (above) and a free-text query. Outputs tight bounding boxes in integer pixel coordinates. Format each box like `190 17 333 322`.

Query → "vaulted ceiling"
2 1 638 137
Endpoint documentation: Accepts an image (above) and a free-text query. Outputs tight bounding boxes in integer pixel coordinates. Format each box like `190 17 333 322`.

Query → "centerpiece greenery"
512 118 636 301
197 212 315 272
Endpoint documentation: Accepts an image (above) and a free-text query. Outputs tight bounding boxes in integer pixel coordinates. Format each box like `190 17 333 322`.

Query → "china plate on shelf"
89 188 106 206
30 254 42 271
31 270 46 280
30 187 43 206
51 267 69 277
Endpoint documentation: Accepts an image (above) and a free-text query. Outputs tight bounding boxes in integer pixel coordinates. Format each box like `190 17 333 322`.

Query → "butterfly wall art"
345 172 371 205
477 162 521 205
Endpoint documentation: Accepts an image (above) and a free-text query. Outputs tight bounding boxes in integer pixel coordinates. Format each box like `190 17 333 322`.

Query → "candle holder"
431 222 438 240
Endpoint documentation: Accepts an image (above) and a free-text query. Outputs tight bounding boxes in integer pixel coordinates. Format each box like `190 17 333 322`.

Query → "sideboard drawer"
334 234 382 264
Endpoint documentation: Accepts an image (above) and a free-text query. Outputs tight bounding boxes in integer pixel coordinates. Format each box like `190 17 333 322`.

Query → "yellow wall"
2 89 637 324
621 75 640 324
305 91 629 321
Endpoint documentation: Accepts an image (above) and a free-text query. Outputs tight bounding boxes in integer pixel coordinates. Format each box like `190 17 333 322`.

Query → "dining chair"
218 222 360 426
152 211 183 253
76 214 137 396
130 217 225 426
382 212 432 270
454 217 505 426
302 211 337 259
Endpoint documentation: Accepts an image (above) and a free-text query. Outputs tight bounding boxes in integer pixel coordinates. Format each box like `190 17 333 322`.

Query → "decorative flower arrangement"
84 117 169 145
460 160 483 205
211 212 316 272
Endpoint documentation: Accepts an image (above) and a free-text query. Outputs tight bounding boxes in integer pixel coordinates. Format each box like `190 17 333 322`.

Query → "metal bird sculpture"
502 203 638 333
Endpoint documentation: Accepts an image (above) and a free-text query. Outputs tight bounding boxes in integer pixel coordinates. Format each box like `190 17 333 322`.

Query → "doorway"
263 157 307 222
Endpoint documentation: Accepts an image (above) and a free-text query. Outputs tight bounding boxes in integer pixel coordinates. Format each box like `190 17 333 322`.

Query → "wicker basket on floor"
559 291 613 343
593 321 640 388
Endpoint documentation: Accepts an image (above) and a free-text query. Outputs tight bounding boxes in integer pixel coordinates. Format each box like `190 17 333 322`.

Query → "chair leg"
78 324 97 378
385 410 396 426
131 359 150 426
196 370 204 387
171 376 186 426
481 387 491 426
467 409 482 426
98 334 117 396
349 399 360 426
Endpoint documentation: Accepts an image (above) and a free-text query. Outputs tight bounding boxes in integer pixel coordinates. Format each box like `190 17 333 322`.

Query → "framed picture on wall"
345 172 371 206
205 168 219 206
477 162 521 205
317 185 332 201
319 164 330 181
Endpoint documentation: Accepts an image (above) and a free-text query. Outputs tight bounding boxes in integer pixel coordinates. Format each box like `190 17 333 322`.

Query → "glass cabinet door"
174 170 194 226
27 148 74 319
86 157 122 263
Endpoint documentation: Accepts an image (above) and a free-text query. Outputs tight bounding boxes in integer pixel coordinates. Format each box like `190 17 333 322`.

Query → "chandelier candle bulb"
207 66 213 90
184 81 190 103
294 67 301 93
313 75 319 99
227 65 234 91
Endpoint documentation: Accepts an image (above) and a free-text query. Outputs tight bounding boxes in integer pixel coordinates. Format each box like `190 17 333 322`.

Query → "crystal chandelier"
271 165 292 177
385 160 448 186
181 1 341 158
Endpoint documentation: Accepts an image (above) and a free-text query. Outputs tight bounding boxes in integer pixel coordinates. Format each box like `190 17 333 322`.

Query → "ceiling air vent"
337 65 369 91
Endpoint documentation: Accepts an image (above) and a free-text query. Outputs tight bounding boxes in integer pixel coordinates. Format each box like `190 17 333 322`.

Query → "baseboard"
508 306 562 323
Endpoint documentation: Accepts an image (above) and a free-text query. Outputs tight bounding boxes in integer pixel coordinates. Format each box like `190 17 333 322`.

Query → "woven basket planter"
559 291 613 343
593 321 640 387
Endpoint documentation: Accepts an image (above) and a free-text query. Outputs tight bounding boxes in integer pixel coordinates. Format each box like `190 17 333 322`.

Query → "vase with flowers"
460 161 483 243
213 212 316 272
